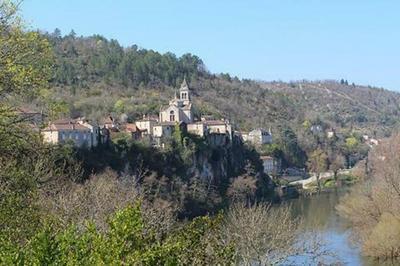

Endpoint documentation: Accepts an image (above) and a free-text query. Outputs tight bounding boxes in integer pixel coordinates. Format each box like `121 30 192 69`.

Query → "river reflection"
281 189 383 266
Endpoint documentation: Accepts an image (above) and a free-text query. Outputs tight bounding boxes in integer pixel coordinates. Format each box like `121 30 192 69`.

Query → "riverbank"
284 188 375 265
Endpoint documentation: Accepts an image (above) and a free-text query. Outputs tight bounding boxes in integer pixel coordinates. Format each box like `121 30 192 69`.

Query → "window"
170 110 175 122
182 92 187 100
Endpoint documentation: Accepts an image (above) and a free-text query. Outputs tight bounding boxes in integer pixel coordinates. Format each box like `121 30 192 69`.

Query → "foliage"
275 125 307 168
45 31 207 88
337 134 400 259
0 3 52 99
220 203 331 265
307 148 328 190
227 175 257 203
0 1 78 246
0 204 235 265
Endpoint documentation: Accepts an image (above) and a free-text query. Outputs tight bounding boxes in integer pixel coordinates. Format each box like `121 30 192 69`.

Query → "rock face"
187 135 266 189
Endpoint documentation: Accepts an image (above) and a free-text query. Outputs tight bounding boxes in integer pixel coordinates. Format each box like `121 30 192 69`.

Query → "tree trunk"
316 173 321 192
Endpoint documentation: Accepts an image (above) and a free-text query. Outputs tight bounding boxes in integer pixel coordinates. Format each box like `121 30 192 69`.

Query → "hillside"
36 31 400 139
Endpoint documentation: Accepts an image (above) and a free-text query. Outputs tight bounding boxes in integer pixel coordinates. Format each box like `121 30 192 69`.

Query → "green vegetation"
2 0 400 263
47 30 207 89
0 3 272 263
18 28 388 171
337 135 400 260
1 204 234 265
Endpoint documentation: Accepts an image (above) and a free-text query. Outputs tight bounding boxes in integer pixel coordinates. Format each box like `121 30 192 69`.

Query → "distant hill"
42 31 400 139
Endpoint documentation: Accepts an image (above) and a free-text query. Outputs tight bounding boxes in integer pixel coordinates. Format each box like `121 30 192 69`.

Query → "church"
159 79 194 124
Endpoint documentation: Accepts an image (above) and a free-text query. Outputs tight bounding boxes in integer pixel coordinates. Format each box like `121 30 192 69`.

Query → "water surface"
286 189 379 265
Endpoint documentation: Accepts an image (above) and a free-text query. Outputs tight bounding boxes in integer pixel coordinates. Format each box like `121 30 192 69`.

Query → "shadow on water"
280 188 394 266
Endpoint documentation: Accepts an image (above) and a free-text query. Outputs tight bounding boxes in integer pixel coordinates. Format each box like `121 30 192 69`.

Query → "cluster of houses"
28 80 384 179
17 80 281 176
39 80 274 151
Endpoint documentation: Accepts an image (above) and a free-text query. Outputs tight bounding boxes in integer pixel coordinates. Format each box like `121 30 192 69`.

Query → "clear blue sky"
21 0 400 91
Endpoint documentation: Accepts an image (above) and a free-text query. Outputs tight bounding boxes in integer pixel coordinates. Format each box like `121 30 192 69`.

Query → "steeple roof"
180 78 189 91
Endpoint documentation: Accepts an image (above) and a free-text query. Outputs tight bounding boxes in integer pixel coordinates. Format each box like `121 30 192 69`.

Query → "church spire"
179 77 190 102
181 77 188 89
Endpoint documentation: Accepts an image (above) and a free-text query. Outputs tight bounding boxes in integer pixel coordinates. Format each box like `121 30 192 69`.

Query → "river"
286 189 381 266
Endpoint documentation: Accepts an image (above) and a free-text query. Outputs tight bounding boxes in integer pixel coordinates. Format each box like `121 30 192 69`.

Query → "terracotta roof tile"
43 119 91 131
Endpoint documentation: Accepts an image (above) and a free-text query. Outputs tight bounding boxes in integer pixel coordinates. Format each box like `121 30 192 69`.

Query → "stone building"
152 122 175 138
102 116 117 130
16 107 45 127
187 119 233 139
187 122 207 137
260 156 281 176
247 128 272 146
204 119 232 135
159 79 194 124
122 123 142 140
131 79 233 147
42 118 99 148
135 115 158 136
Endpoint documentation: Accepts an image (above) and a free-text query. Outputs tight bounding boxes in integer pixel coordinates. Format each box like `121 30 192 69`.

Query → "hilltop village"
41 80 272 150
19 79 381 185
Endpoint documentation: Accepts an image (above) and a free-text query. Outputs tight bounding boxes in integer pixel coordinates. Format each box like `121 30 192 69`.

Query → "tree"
0 2 52 100
328 153 345 182
220 203 331 265
307 148 328 191
343 136 359 168
227 175 257 204
275 125 307 168
337 134 400 260
113 99 125 113
0 0 59 245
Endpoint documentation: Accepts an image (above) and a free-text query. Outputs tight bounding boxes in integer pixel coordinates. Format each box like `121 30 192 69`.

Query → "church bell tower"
179 78 191 105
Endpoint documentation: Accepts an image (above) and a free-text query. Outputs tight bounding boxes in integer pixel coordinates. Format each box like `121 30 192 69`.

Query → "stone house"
260 155 281 176
102 116 117 130
247 128 272 146
42 118 99 148
203 119 232 136
16 107 45 127
152 122 176 138
187 122 207 137
135 115 158 136
122 123 142 140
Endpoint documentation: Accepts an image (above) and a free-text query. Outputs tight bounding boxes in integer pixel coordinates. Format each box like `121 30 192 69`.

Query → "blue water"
287 190 369 265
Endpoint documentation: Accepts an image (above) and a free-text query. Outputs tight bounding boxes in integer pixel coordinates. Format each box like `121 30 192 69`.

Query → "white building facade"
42 119 99 148
247 128 272 146
159 79 194 124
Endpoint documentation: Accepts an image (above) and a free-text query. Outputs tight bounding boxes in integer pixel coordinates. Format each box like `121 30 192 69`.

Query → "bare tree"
337 134 400 259
39 168 139 230
307 148 328 191
227 175 257 204
329 153 345 183
220 203 334 265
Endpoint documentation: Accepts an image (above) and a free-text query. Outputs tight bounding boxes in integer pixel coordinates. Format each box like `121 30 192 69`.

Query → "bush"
0 203 235 265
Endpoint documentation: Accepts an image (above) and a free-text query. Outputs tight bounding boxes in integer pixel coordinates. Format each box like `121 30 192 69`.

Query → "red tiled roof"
43 119 90 131
123 123 141 133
